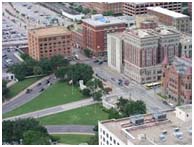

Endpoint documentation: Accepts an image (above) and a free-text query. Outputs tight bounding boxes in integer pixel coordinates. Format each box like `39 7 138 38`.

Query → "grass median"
3 81 86 118
52 134 93 145
38 104 109 125
7 77 42 98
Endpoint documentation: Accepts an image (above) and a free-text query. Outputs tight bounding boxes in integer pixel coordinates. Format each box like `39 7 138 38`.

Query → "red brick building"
82 2 123 15
28 26 72 61
188 2 192 18
162 56 192 104
72 27 83 49
123 2 182 16
82 14 127 56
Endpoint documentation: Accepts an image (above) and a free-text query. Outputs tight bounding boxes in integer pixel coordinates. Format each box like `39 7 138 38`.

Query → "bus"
144 81 162 89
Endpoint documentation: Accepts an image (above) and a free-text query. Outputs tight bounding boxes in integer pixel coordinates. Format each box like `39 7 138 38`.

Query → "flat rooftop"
29 26 71 37
147 7 189 18
82 14 127 27
100 108 192 145
177 104 192 113
125 28 157 39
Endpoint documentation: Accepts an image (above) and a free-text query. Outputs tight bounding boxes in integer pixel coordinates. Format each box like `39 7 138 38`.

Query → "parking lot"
9 2 73 28
2 18 27 43
2 47 22 71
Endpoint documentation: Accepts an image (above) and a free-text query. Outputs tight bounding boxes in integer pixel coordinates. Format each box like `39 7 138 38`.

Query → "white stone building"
98 105 192 145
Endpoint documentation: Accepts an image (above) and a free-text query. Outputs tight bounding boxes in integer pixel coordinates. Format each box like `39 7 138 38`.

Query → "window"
110 136 112 141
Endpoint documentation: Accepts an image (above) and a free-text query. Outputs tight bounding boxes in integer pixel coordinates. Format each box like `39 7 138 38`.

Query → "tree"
8 63 27 81
23 130 51 145
2 80 9 101
107 108 121 119
33 66 43 75
81 88 91 97
123 100 146 117
55 67 67 81
103 11 113 16
82 8 90 14
66 63 94 84
50 55 68 71
86 78 103 91
39 58 52 75
93 90 103 101
2 118 53 145
83 48 92 58
91 9 97 14
75 5 83 12
116 97 129 113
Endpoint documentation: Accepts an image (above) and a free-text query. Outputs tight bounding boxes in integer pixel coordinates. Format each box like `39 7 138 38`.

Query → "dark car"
93 59 99 63
39 88 44 92
26 88 32 94
98 61 103 65
103 59 107 62
46 80 50 84
162 100 168 105
37 82 42 86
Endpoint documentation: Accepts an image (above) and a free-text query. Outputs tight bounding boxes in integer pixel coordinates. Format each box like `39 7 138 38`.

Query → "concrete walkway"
3 98 98 121
45 125 95 135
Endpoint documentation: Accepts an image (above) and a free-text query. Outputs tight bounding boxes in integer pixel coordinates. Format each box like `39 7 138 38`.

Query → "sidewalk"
3 98 98 121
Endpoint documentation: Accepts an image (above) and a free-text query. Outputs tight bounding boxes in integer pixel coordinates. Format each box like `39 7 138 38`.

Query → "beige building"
123 2 182 16
135 14 159 28
180 34 192 58
108 26 180 84
28 26 72 61
147 7 190 33
98 105 192 145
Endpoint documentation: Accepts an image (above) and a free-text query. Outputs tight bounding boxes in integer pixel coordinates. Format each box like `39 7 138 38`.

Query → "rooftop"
173 56 192 75
177 104 192 113
29 26 71 37
125 28 158 39
147 7 189 18
100 106 192 145
82 14 127 27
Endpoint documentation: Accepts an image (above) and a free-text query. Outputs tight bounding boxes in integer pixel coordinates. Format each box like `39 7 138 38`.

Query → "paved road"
45 125 95 135
75 52 172 113
3 98 98 121
94 65 172 113
2 74 57 114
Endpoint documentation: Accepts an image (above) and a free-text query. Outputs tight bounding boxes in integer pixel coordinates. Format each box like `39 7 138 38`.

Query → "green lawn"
7 77 42 98
3 81 86 118
52 134 93 145
38 104 109 125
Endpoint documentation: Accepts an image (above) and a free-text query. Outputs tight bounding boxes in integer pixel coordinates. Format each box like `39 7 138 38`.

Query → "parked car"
93 59 99 63
98 61 103 65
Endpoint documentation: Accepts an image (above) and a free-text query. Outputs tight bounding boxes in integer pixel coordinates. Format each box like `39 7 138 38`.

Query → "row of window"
101 129 120 145
39 36 71 42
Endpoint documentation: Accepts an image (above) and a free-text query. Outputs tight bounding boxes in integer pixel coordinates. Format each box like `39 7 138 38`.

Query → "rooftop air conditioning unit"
153 112 167 121
130 114 144 126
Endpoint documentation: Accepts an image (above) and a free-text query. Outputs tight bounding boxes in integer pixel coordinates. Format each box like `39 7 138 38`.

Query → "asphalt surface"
2 47 21 69
3 98 97 121
2 74 57 114
73 47 172 113
93 64 172 113
45 125 95 134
